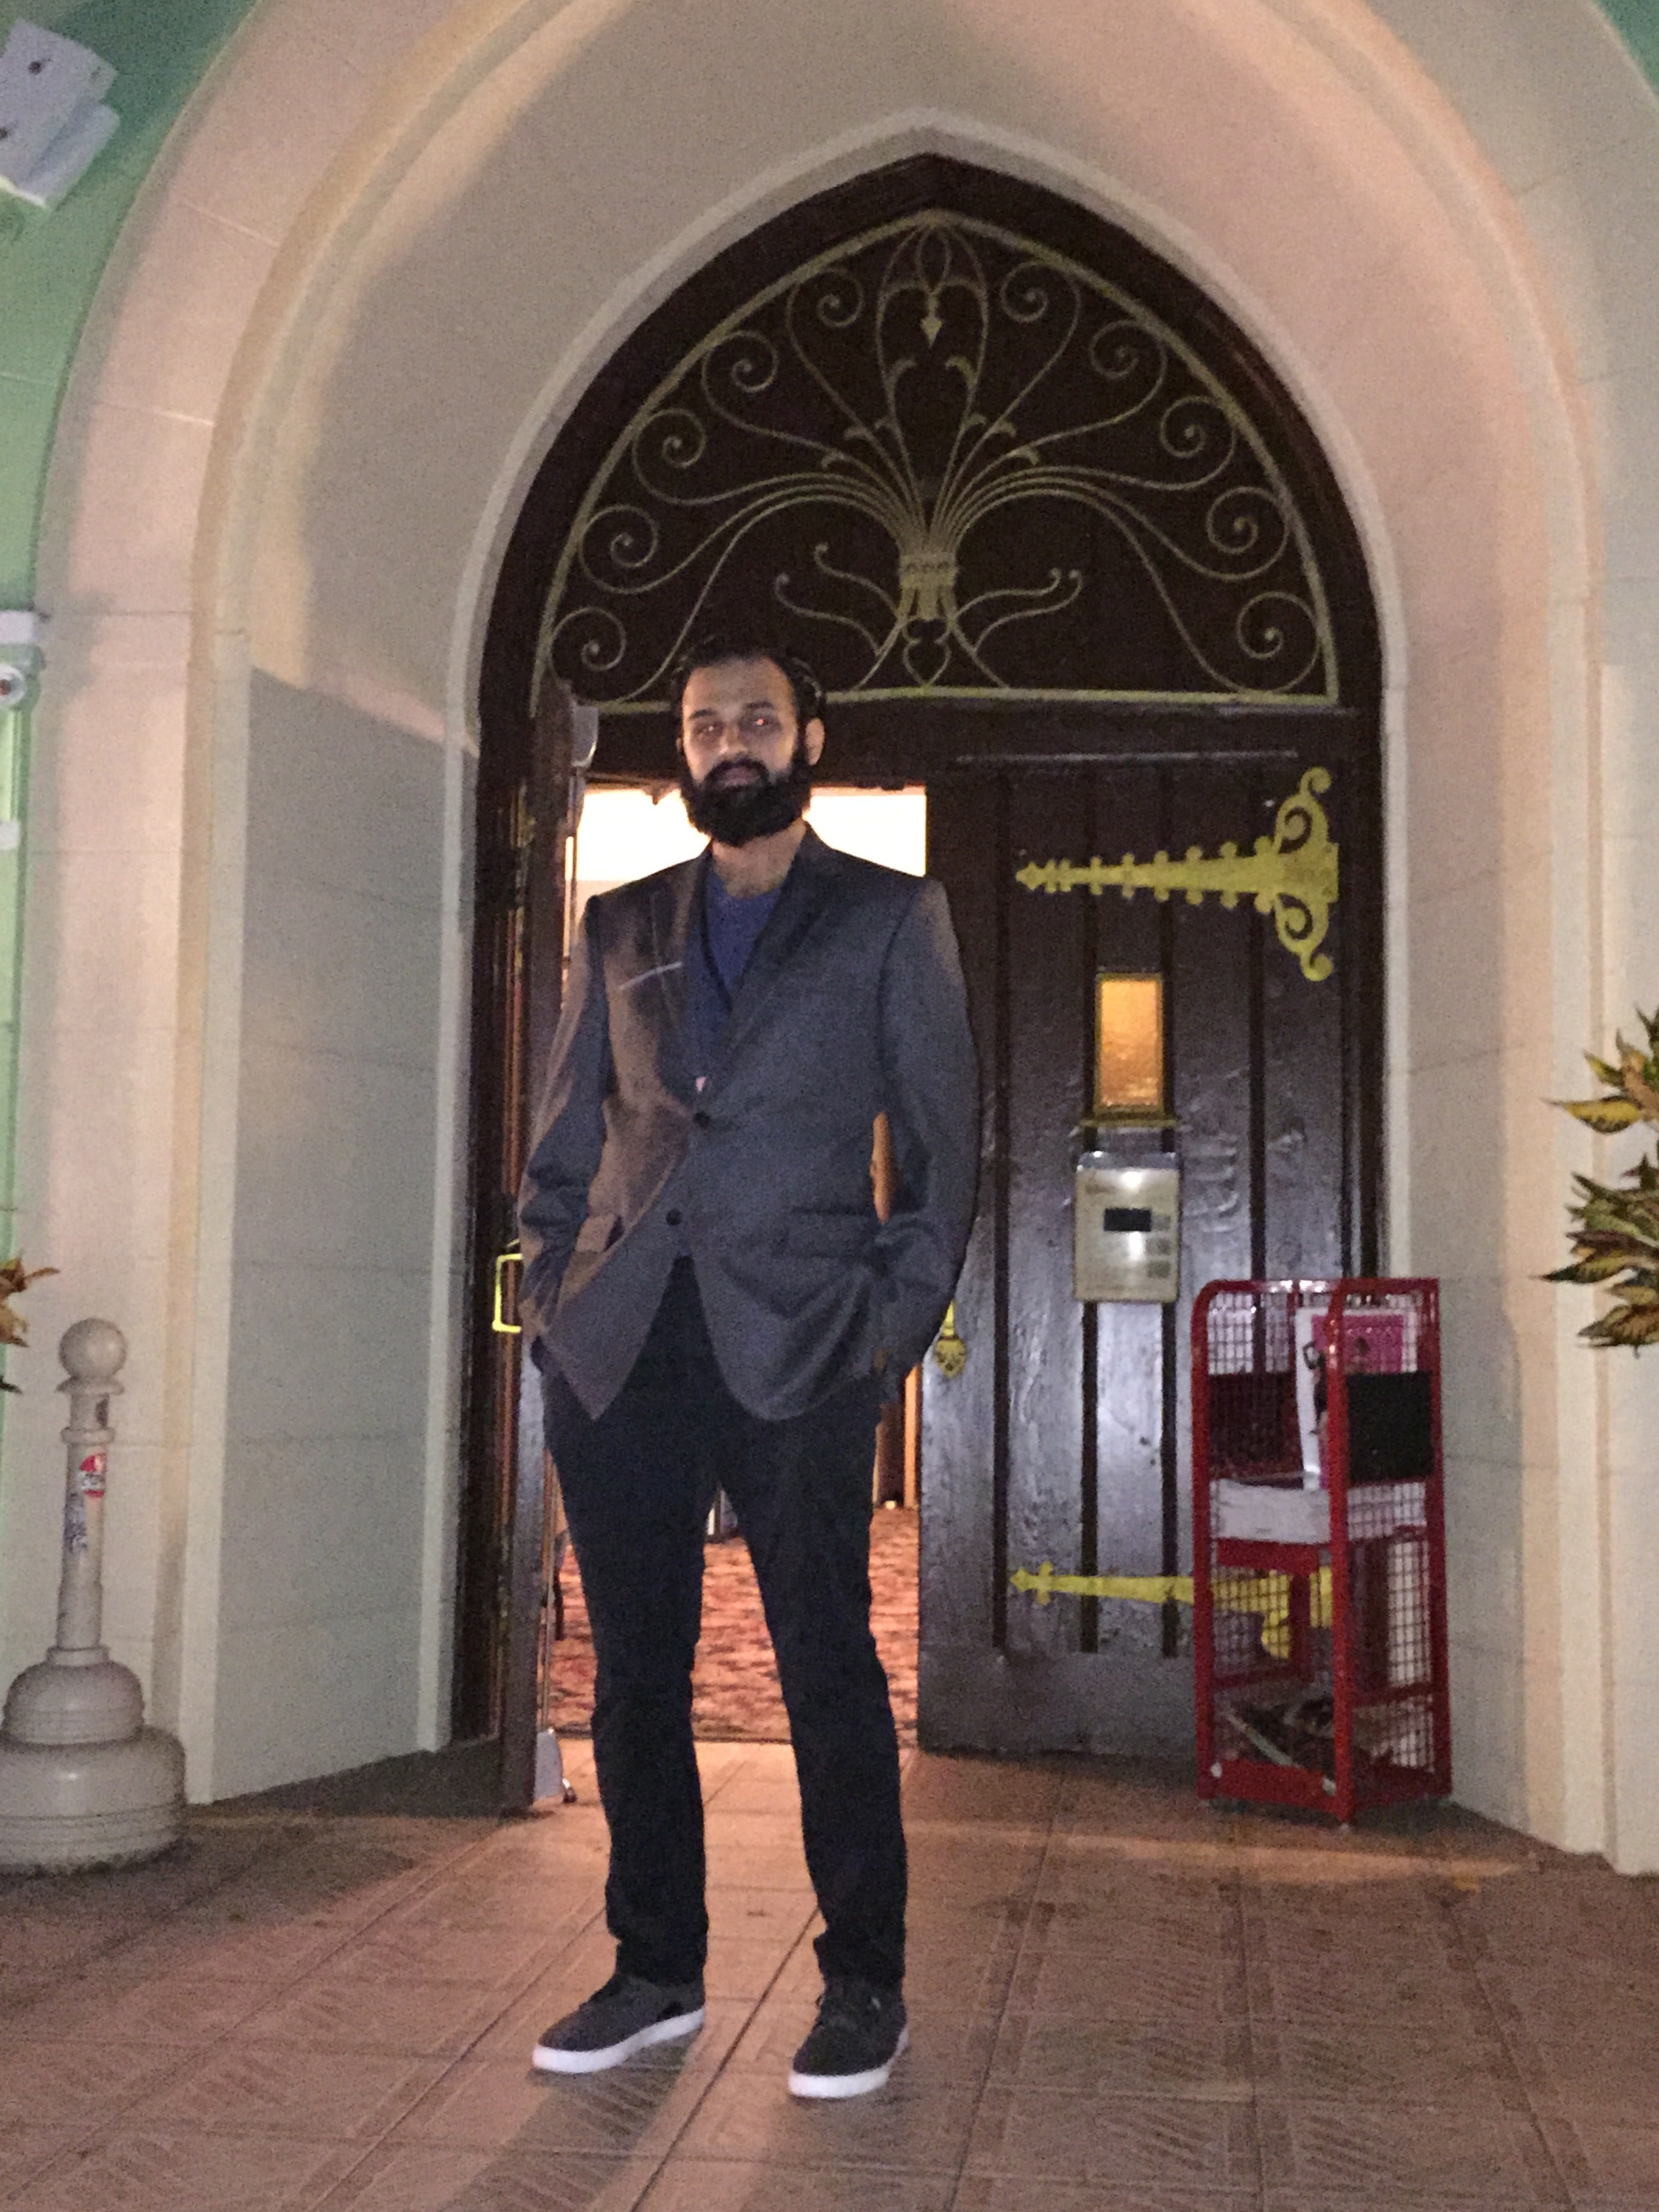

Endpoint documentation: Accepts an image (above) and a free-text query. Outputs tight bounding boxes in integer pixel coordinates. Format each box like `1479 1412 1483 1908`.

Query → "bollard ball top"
59 1318 127 1383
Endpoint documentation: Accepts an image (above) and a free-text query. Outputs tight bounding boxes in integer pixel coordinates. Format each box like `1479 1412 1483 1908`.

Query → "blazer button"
692 1109 711 1128
665 1208 683 1227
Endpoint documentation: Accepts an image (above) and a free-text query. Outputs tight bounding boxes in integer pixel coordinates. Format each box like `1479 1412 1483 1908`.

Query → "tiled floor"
2 1742 1656 2210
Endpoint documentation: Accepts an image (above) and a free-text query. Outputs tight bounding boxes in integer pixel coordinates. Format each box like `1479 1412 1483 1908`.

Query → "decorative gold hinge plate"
1010 1561 1336 1661
1015 766 1339 983
930 1302 967 1378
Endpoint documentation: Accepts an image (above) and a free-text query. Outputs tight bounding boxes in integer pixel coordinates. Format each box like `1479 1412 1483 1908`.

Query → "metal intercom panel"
1073 1158 1181 1303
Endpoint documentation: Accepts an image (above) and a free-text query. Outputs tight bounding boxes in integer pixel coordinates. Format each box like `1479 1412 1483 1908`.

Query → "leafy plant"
1547 1008 1659 1349
0 1256 55 1391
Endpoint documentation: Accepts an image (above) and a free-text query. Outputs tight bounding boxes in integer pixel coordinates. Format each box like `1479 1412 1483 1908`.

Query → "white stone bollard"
0 1320 184 1869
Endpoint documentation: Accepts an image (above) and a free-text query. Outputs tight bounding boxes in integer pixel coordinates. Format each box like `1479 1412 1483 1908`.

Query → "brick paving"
1 1742 1656 2210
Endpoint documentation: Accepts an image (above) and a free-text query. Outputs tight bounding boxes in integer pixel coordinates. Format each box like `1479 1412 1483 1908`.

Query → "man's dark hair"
666 632 826 732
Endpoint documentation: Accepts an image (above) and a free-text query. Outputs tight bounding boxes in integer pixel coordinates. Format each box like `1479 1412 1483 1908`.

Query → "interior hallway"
546 1509 920 1746
0 1742 1654 2211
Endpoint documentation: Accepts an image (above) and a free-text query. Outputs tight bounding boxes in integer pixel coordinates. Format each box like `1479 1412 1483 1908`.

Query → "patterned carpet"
546 1504 919 1745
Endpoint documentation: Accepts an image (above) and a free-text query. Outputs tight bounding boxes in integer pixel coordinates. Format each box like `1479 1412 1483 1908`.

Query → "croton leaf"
1557 1097 1644 1134
1584 1303 1659 1349
1551 1010 1659 1349
0 1257 55 1353
1546 1251 1643 1285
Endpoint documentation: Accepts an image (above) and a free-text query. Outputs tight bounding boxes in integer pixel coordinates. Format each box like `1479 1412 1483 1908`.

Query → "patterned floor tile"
388 2009 741 2163
1509 2034 1659 2112
108 1908 350 1986
323 1918 552 1987
119 2046 447 2140
0 2041 190 2132
313 2141 497 2209
675 2066 978 2173
988 2014 1251 2098
236 1969 511 2057
0 1912 139 1978
700 1851 813 1896
376 1881 597 1942
1248 2017 1521 2105
443 2155 660 2212
0 2127 82 2198
9 1969 276 2045
6 2130 364 2211
703 1886 819 1938
952 2185 1254 2212
640 2159 954 2210
1004 1938 1244 2024
1534 2114 1659 2201
964 2085 1257 2191
1256 2096 1567 2203
9 1741 1659 2212
1260 2194 1555 2212
0 1975 52 2020
702 1934 806 2001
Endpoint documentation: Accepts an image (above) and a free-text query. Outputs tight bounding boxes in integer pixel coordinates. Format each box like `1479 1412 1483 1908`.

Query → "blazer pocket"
573 1212 619 1254
786 1209 878 1259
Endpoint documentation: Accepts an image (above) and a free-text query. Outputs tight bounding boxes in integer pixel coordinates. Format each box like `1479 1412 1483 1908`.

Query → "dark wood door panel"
918 773 1002 1656
1004 771 1092 1665
921 739 1372 1759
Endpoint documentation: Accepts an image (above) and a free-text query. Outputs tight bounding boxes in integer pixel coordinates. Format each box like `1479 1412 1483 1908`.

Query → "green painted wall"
0 0 258 1279
0 0 260 602
1599 0 1659 87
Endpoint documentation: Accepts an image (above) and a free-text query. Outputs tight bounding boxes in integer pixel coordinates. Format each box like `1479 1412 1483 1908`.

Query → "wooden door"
453 681 575 1806
920 726 1378 1757
476 153 1383 1771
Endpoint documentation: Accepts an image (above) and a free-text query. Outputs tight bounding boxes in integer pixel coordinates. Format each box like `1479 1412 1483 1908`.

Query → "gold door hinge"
1017 767 1338 982
931 1303 967 1377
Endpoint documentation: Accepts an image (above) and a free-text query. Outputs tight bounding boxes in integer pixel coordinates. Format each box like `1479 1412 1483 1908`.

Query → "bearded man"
517 632 978 2097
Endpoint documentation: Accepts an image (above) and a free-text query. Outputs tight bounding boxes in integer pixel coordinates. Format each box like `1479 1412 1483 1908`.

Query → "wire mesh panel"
1193 1278 1448 1822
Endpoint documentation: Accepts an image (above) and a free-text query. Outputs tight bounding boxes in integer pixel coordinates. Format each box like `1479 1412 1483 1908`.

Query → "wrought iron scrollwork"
539 213 1337 707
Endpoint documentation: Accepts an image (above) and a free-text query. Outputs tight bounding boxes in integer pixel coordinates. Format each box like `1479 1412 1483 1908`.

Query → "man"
517 633 978 2099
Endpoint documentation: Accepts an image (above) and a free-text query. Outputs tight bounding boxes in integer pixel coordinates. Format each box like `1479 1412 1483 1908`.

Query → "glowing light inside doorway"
573 787 926 926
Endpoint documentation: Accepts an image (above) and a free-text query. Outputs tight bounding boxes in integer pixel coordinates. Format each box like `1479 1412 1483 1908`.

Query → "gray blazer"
518 827 979 1420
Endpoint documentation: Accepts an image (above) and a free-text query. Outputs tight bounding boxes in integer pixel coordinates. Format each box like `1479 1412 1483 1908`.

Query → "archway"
20 0 1645 1858
468 155 1383 1767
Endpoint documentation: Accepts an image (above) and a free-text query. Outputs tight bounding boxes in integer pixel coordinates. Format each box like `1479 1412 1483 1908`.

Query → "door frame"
465 155 1382 1790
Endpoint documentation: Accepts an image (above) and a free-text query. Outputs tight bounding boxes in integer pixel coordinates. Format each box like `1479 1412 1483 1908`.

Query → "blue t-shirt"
687 862 783 1080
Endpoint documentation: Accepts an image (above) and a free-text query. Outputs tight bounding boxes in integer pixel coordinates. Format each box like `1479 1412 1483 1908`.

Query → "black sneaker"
787 1978 909 2099
532 1971 705 2074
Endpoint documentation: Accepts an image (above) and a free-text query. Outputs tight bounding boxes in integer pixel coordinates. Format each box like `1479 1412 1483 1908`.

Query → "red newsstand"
1193 1278 1450 1824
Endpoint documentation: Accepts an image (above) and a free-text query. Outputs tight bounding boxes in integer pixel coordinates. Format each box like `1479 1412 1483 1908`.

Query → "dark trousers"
545 1259 905 1992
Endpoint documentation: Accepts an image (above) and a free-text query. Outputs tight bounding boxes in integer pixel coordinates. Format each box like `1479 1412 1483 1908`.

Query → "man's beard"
678 735 813 846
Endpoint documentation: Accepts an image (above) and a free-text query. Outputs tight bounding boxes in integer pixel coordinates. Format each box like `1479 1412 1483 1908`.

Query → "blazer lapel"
647 856 705 1101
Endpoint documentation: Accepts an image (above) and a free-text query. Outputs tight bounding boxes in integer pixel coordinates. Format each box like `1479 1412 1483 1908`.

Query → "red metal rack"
1193 1278 1450 1824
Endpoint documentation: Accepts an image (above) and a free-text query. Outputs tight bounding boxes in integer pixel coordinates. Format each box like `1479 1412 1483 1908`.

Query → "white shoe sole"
533 2005 705 2075
787 2022 909 2100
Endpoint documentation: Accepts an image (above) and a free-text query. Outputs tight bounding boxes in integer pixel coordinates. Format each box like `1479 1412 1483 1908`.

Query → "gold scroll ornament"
1015 766 1339 983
